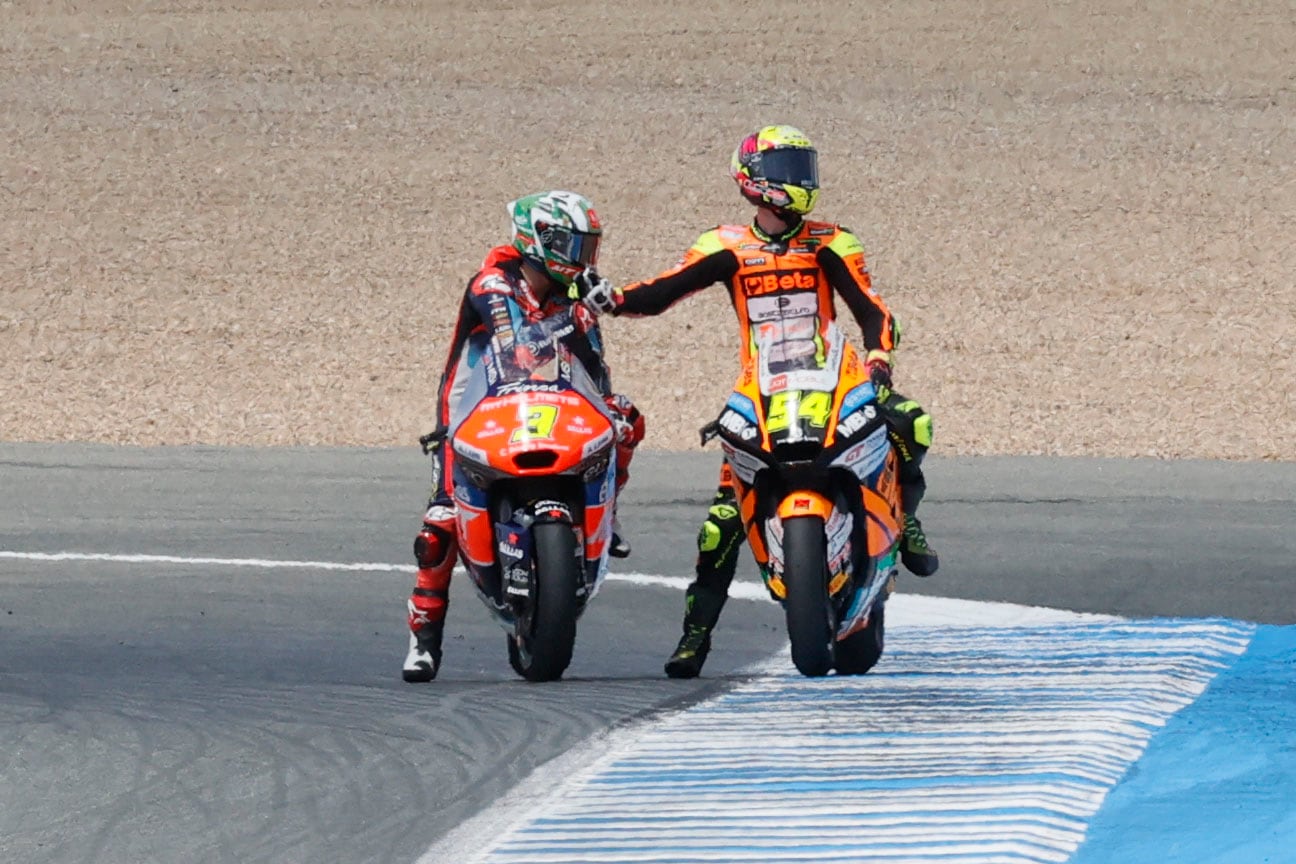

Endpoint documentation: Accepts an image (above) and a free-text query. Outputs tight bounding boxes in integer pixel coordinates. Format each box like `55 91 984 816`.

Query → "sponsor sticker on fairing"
505 567 530 596
830 425 889 480
839 382 877 416
825 507 854 577
495 382 568 396
475 420 507 439
718 409 757 440
720 442 765 485
581 428 614 459
452 439 489 463
836 404 877 438
725 391 758 423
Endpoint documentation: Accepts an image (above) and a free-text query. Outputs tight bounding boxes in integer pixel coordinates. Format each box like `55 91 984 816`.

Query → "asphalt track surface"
1 444 1293 864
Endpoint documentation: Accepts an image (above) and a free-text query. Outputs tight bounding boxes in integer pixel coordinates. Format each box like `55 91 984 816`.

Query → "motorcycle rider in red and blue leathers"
402 191 644 682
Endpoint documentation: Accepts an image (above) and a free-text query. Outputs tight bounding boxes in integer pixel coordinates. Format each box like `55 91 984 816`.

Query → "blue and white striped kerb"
480 620 1254 864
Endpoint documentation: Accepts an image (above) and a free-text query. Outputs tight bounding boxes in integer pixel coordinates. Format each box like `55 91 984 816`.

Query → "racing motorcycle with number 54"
702 303 904 677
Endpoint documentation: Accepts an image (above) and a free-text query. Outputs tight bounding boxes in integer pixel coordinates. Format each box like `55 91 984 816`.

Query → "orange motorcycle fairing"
446 336 623 682
454 390 615 478
703 319 904 677
453 495 495 569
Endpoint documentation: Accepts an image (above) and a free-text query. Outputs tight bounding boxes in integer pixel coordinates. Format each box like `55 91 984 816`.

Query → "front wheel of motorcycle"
507 521 580 682
834 600 884 675
782 515 834 677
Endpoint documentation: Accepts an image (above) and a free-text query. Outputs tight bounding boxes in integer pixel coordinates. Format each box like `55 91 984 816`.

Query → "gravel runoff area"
3 1 1293 459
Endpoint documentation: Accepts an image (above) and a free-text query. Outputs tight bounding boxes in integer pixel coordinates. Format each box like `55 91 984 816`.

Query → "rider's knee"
414 508 456 569
882 394 933 464
697 502 742 553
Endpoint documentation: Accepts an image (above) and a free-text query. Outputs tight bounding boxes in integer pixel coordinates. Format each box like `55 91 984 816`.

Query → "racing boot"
403 505 456 682
664 583 728 679
403 619 444 683
900 512 939 576
609 514 631 558
898 468 938 577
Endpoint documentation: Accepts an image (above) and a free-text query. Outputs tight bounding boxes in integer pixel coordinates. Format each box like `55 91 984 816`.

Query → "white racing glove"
573 267 619 315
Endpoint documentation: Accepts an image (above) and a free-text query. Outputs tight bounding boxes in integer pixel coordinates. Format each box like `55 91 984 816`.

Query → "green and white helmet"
509 190 603 288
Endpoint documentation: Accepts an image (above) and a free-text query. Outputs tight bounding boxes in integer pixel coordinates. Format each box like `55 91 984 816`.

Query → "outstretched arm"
615 230 741 316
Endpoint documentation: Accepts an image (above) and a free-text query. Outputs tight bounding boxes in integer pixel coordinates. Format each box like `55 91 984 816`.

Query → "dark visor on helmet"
545 225 601 267
757 148 819 188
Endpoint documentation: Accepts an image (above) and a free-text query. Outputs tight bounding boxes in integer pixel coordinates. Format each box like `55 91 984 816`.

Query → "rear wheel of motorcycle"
507 521 579 682
783 515 834 677
835 600 884 675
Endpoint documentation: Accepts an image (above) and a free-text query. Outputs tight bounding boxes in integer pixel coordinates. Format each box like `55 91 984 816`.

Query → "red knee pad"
410 505 456 631
414 528 454 569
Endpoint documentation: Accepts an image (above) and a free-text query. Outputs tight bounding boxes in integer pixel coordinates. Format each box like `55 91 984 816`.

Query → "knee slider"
698 521 722 553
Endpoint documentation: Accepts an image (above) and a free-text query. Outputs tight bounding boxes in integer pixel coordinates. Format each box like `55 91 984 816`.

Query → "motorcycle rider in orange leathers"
578 126 938 678
403 190 644 682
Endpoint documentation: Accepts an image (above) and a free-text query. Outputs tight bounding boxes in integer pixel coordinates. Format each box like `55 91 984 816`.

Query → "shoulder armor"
691 226 732 256
826 227 865 258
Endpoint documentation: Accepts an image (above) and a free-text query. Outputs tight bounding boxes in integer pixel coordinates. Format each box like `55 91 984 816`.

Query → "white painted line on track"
0 551 1124 625
0 548 757 596
0 550 412 572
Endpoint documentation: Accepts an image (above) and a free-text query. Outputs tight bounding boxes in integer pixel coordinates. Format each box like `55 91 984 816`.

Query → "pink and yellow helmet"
730 125 820 216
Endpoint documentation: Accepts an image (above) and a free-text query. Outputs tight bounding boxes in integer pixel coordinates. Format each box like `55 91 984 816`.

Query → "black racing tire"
782 515 834 677
834 600 885 675
507 521 579 682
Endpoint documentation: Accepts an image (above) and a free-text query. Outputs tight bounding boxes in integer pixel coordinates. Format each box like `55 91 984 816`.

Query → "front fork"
757 482 891 640
763 489 842 600
494 498 578 625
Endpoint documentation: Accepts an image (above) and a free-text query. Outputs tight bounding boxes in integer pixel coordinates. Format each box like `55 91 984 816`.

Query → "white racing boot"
402 625 443 682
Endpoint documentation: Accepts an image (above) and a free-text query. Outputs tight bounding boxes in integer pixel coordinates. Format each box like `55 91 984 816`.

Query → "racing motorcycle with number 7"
427 319 620 681
701 303 903 677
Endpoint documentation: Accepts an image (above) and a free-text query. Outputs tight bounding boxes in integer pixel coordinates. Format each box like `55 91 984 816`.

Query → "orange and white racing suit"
612 218 930 632
616 218 898 361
